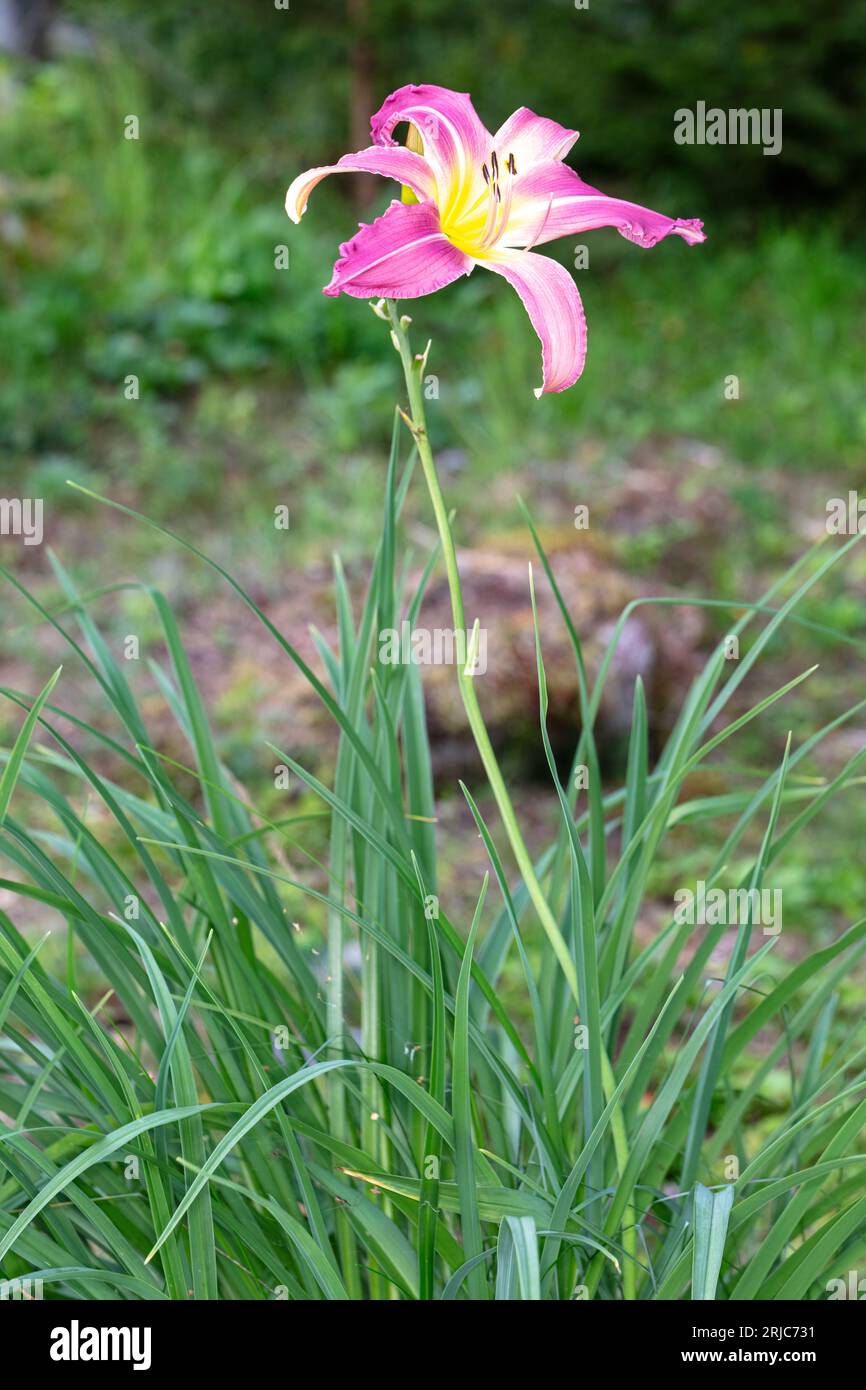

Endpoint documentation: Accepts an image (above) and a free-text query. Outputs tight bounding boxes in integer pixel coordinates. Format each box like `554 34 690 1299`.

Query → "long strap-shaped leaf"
0 667 62 826
691 1182 735 1299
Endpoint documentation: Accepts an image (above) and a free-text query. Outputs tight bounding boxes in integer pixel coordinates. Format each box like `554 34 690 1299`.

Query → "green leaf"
0 668 62 826
691 1183 735 1300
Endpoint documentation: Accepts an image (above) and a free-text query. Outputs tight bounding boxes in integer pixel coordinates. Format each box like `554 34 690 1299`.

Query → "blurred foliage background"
1 0 865 935
2 0 865 550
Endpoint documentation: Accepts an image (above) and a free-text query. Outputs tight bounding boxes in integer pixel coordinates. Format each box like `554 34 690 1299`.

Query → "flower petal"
370 84 491 213
491 106 579 167
325 198 473 299
481 249 586 396
286 147 437 224
502 162 706 250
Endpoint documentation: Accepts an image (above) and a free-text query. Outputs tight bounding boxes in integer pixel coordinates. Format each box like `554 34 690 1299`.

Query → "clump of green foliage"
1 426 865 1299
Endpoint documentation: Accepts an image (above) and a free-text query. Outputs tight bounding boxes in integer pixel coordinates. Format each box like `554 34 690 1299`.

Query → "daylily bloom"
286 84 705 396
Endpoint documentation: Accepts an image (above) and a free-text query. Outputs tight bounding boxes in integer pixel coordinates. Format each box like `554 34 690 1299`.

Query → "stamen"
524 192 554 251
472 150 517 251
479 172 514 250
492 175 514 243
478 169 502 245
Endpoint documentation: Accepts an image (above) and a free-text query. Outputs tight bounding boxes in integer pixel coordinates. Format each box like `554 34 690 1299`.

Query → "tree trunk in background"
348 0 376 208
0 0 57 57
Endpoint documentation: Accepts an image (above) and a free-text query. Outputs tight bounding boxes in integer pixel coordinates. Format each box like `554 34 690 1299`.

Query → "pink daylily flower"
286 84 705 397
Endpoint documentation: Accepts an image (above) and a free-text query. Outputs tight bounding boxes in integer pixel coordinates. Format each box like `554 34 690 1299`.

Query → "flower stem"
385 301 577 999
383 300 636 1299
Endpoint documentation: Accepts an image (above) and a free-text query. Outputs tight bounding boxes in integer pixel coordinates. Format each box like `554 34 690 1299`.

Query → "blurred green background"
2 0 865 552
1 0 866 933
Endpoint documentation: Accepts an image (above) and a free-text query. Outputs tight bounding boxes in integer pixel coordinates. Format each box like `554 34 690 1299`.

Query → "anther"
506 152 516 175
482 162 490 184
490 150 499 179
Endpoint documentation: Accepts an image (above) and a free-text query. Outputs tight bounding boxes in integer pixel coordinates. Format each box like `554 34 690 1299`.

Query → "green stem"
385 303 637 1297
385 302 577 1000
